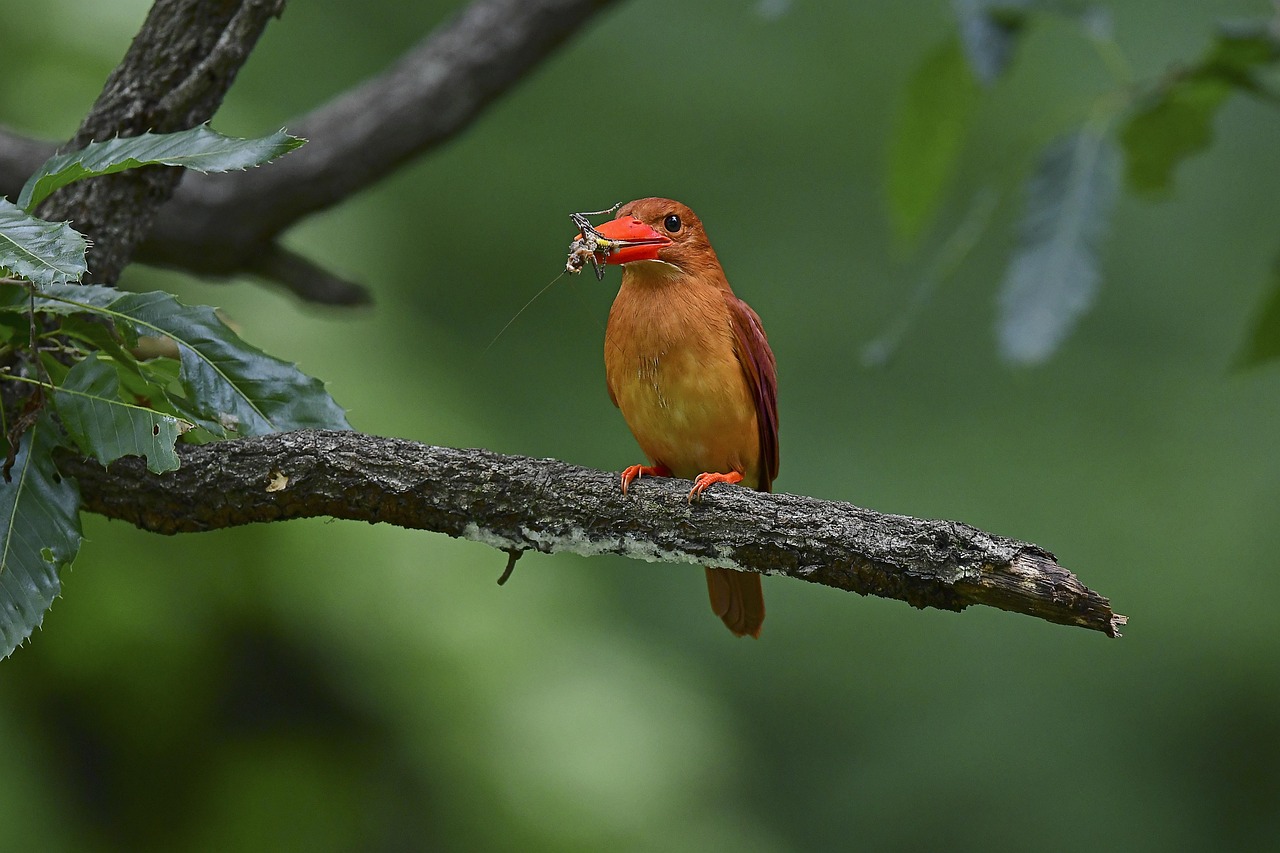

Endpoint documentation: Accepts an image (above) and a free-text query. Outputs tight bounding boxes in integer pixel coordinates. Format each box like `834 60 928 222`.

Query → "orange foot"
621 463 671 495
688 470 744 503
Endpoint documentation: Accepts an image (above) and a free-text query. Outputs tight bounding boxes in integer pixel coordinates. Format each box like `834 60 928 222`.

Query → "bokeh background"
4 1 1280 849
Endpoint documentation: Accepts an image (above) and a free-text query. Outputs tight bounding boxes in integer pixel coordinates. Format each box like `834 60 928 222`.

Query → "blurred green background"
4 0 1280 849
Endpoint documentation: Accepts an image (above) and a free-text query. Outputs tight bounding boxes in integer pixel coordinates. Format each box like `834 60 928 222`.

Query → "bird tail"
705 567 765 638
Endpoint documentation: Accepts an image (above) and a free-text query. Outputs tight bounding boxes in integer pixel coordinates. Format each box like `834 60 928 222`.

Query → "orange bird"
582 198 778 638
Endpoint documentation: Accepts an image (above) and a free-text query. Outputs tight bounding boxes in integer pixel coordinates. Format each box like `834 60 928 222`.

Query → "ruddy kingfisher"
571 198 779 637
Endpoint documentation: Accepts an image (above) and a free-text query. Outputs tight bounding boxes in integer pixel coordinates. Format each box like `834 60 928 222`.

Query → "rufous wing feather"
725 293 779 490
699 293 776 638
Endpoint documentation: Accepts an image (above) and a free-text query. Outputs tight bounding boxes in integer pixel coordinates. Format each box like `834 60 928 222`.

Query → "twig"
497 548 524 585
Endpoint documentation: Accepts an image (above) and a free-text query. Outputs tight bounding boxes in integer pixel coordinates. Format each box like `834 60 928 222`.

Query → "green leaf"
0 416 82 660
57 314 141 373
997 128 1119 365
18 125 305 211
0 198 88 287
1121 21 1280 194
38 352 71 387
1235 256 1280 369
0 310 27 347
0 281 27 309
116 357 199 429
1121 76 1233 194
135 354 183 390
28 285 350 435
887 36 981 243
52 356 187 473
1204 19 1280 82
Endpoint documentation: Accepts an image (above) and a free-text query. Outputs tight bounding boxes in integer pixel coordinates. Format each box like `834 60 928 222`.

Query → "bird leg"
620 463 671 495
688 471 744 503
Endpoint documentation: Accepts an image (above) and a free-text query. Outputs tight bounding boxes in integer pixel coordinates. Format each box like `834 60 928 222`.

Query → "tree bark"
36 0 287 286
59 430 1127 638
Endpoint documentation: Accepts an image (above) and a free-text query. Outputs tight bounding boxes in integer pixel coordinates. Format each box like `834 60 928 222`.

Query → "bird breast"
604 271 761 487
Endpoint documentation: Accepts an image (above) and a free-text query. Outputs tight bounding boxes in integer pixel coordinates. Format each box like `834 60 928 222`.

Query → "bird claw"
620 463 669 495
687 471 745 503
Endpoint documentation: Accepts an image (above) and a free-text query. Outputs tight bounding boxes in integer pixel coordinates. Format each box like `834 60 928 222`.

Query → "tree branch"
38 0 288 286
59 430 1127 637
0 0 622 303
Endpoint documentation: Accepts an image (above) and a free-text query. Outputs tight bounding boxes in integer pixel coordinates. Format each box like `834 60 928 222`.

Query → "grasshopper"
565 203 623 281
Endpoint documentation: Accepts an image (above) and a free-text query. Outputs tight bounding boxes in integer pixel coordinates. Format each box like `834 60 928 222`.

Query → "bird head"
587 198 722 278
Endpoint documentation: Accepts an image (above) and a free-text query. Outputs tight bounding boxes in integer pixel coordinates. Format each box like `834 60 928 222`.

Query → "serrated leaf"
18 125 305 211
1234 256 1280 369
29 285 350 435
998 129 1119 365
0 198 88 287
887 36 981 243
1121 21 1280 194
0 416 82 660
52 357 186 473
951 0 1030 85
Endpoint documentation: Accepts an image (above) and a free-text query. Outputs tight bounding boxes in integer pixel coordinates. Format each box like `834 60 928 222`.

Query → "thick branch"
59 430 1126 637
37 0 287 286
0 0 621 303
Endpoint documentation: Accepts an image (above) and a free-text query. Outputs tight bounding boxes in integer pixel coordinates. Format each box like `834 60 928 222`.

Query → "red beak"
589 216 672 265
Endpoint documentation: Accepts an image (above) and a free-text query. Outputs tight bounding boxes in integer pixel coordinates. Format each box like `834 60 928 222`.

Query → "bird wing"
726 293 779 492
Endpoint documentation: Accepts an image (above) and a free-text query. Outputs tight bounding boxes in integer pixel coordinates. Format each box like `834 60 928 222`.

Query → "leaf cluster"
0 126 349 659
883 1 1280 366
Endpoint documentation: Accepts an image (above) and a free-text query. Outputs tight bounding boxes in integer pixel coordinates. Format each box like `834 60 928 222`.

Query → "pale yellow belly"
607 336 761 488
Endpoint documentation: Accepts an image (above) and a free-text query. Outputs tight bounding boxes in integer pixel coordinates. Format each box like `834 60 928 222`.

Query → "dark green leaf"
998 128 1119 364
887 36 981 242
0 280 28 310
1205 20 1280 81
38 352 71 386
1234 256 1280 369
0 416 82 660
0 311 23 345
1121 77 1233 194
113 357 202 434
1121 21 1280 193
29 285 350 435
57 314 141 372
52 357 187 473
18 125 305 211
135 355 183 390
0 198 88 287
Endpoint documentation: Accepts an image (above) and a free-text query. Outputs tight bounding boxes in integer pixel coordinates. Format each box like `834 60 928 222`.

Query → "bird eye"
663 214 682 233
